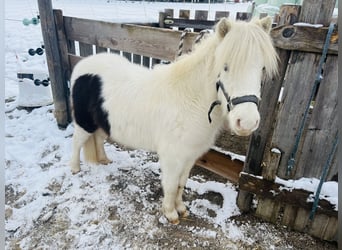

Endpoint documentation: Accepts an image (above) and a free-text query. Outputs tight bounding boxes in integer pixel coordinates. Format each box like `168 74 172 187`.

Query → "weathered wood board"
270 25 338 55
196 149 243 184
239 172 337 218
295 55 338 180
63 16 198 61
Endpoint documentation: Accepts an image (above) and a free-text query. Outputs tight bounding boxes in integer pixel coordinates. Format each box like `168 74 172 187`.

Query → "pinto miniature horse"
70 17 278 224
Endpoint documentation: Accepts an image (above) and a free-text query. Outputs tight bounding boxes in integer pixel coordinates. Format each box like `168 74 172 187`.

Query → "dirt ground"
6 164 337 250
5 122 338 249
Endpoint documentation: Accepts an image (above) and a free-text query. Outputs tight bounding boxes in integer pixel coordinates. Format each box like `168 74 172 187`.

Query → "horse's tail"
83 135 98 163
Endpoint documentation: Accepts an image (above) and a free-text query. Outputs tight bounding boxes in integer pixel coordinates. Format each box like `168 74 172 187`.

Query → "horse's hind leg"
94 129 112 165
70 124 92 174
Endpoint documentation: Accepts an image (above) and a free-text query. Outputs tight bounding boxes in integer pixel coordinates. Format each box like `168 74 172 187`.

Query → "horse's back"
71 53 146 84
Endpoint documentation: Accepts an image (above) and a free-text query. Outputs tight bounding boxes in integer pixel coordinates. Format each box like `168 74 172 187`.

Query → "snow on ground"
5 0 338 249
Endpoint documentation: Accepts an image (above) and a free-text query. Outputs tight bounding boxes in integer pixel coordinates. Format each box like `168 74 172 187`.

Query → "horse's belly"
108 119 157 152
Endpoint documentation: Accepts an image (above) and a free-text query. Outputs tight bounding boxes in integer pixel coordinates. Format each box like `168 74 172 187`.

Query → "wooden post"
236 4 301 212
53 9 72 122
38 0 70 128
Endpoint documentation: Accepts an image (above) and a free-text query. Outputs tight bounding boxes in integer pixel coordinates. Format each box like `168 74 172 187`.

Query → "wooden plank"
262 148 281 181
236 12 251 21
308 213 330 240
322 216 338 241
293 207 310 231
270 25 338 55
299 0 336 26
194 10 208 20
164 8 174 18
295 56 338 179
273 54 328 178
215 11 229 21
179 9 190 19
63 16 198 61
277 4 302 25
238 172 337 217
38 0 69 128
282 204 298 228
255 198 281 223
195 149 243 184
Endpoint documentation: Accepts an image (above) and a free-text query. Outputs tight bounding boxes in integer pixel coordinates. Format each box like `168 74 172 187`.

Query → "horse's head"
212 17 278 136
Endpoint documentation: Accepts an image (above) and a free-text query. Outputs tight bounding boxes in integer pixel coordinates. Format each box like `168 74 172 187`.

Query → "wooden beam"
63 16 198 61
238 172 337 217
195 149 243 184
162 17 216 30
271 25 338 55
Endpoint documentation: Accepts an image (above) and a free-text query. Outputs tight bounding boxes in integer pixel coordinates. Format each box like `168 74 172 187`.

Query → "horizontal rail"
271 24 338 55
63 15 199 61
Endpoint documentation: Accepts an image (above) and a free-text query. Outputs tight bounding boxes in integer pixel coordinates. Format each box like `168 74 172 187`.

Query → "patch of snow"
271 147 281 154
293 22 323 28
211 145 246 162
275 177 338 210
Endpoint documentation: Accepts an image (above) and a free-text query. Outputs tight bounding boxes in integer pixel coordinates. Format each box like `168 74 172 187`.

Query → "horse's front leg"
160 157 184 224
175 163 194 218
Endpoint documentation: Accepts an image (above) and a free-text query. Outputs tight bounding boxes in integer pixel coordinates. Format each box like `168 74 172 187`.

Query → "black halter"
207 80 260 123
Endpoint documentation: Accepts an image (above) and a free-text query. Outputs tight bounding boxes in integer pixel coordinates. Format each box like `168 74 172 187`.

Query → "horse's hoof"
169 218 180 225
179 210 189 218
71 168 80 174
99 158 113 165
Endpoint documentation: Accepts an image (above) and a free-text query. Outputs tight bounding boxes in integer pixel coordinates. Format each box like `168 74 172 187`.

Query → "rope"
177 28 210 58
177 28 192 57
194 29 211 44
286 22 336 176
309 135 338 220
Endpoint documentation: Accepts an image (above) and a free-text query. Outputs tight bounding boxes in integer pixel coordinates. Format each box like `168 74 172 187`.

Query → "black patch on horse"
72 74 111 135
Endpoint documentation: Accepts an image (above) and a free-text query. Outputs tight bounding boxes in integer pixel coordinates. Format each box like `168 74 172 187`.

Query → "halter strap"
231 95 259 107
208 80 260 123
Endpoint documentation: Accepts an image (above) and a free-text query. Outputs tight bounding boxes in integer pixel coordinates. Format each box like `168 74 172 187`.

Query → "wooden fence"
236 0 338 242
37 0 338 242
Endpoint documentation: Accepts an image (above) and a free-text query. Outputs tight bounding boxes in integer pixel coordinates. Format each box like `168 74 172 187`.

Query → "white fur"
70 17 278 224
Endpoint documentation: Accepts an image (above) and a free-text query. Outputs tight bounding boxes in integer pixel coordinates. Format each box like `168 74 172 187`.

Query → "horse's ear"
255 16 273 33
215 18 231 39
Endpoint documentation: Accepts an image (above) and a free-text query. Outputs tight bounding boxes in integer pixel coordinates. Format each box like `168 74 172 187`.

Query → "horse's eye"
224 64 229 72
